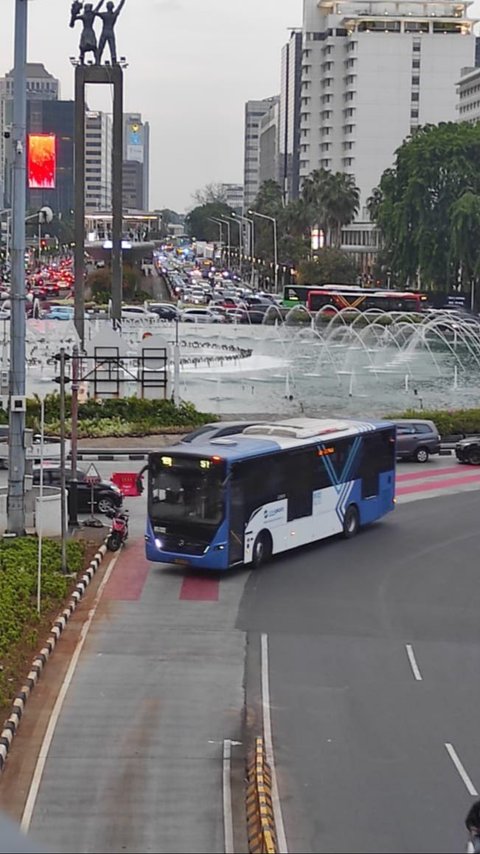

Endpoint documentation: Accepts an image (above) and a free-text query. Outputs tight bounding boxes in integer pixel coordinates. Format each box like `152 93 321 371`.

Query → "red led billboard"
28 134 56 189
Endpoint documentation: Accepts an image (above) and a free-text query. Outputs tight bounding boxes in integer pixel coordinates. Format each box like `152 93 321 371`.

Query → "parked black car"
456 437 480 465
32 466 123 514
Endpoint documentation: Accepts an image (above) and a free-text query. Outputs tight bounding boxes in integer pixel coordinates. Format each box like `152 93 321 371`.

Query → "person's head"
107 1 114 8
85 2 93 9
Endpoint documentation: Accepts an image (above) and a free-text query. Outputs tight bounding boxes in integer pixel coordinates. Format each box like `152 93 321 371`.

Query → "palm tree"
300 169 359 248
366 186 383 223
321 172 360 248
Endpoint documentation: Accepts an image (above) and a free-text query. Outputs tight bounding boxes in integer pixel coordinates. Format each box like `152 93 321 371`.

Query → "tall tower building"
0 62 59 206
280 30 303 200
85 111 112 212
122 113 150 210
259 97 281 186
243 97 278 207
300 0 477 217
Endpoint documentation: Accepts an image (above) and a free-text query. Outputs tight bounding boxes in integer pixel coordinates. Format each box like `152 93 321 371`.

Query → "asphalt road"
1 455 479 853
237 490 480 853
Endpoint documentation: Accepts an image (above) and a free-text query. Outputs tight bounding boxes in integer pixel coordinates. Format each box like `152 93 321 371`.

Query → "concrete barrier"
246 737 277 854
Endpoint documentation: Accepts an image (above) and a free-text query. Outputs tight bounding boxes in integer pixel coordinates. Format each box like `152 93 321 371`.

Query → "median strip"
246 737 278 854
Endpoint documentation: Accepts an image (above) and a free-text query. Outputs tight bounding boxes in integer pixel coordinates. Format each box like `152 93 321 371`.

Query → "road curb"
0 541 108 773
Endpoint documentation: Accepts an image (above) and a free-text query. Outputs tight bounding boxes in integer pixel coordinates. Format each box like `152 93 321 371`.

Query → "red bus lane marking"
396 472 480 497
396 465 473 483
180 577 220 601
104 540 150 601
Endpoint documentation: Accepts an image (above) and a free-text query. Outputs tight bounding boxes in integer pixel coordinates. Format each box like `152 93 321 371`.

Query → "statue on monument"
70 0 126 65
70 1 105 64
97 0 127 65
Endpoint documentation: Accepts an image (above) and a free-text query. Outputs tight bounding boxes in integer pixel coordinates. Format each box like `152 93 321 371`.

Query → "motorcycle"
106 508 129 551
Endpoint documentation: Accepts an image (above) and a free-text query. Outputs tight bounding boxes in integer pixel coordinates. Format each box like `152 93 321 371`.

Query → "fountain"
2 307 478 415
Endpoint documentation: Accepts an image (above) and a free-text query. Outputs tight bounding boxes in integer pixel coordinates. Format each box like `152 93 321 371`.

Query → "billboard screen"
28 134 56 189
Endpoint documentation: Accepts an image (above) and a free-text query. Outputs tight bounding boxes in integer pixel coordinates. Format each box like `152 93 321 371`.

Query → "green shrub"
0 536 86 707
386 408 480 437
21 395 217 438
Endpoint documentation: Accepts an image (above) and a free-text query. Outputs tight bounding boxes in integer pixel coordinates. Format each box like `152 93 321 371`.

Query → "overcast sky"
0 0 300 212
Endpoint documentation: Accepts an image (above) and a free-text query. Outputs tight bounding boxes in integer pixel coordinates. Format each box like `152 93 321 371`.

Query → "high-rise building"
243 97 278 207
219 183 244 213
300 0 476 217
259 97 281 186
85 111 112 212
122 160 144 210
123 113 150 210
280 30 302 200
457 63 480 122
0 62 60 207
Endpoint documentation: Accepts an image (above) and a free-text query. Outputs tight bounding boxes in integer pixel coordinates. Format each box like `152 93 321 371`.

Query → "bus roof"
160 417 394 462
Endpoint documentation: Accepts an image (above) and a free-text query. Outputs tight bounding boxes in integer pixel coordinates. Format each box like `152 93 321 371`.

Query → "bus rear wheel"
252 532 272 568
343 505 359 539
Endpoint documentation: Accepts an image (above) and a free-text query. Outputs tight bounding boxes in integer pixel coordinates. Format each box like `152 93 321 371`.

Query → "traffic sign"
84 462 101 486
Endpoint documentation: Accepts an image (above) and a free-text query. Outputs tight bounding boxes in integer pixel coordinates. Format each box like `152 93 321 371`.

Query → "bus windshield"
149 454 225 532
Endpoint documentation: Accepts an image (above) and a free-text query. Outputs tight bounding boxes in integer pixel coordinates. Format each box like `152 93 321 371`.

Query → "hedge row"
387 408 480 438
0 396 217 438
0 538 85 707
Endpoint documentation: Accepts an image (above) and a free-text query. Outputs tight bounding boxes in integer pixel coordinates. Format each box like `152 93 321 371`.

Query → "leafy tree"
371 122 480 289
250 180 284 217
192 183 228 207
297 248 359 285
450 191 480 288
185 202 235 242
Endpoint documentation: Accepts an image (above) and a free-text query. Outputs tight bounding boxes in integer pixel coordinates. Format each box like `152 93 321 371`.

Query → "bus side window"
329 438 356 482
285 450 314 521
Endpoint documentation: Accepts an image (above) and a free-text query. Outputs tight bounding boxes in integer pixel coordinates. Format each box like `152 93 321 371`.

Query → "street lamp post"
248 209 278 294
207 217 223 262
217 218 231 268
7 0 28 535
232 213 255 287
227 217 242 278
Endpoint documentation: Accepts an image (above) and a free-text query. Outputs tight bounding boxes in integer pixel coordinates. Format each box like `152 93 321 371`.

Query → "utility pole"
69 345 80 527
7 0 28 535
54 349 70 573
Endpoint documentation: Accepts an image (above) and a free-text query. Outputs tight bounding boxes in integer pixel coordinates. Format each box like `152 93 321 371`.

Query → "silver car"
393 419 441 463
181 308 225 323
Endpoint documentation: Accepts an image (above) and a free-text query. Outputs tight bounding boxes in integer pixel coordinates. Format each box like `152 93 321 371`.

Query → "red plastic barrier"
111 472 143 497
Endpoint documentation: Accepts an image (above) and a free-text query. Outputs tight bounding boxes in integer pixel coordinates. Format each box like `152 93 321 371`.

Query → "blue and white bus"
144 418 396 571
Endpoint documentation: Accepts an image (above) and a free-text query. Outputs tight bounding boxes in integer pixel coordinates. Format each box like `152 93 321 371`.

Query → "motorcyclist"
465 800 480 852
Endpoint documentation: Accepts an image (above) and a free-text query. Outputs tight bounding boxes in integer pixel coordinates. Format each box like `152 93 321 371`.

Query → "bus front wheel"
252 532 272 568
343 505 359 539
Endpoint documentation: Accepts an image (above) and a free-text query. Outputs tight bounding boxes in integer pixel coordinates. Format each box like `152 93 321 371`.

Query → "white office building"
243 97 279 206
457 64 480 122
85 111 112 212
300 0 477 223
219 183 244 213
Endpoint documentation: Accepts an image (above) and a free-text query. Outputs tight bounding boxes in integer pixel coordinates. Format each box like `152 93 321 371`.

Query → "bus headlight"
155 538 163 549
